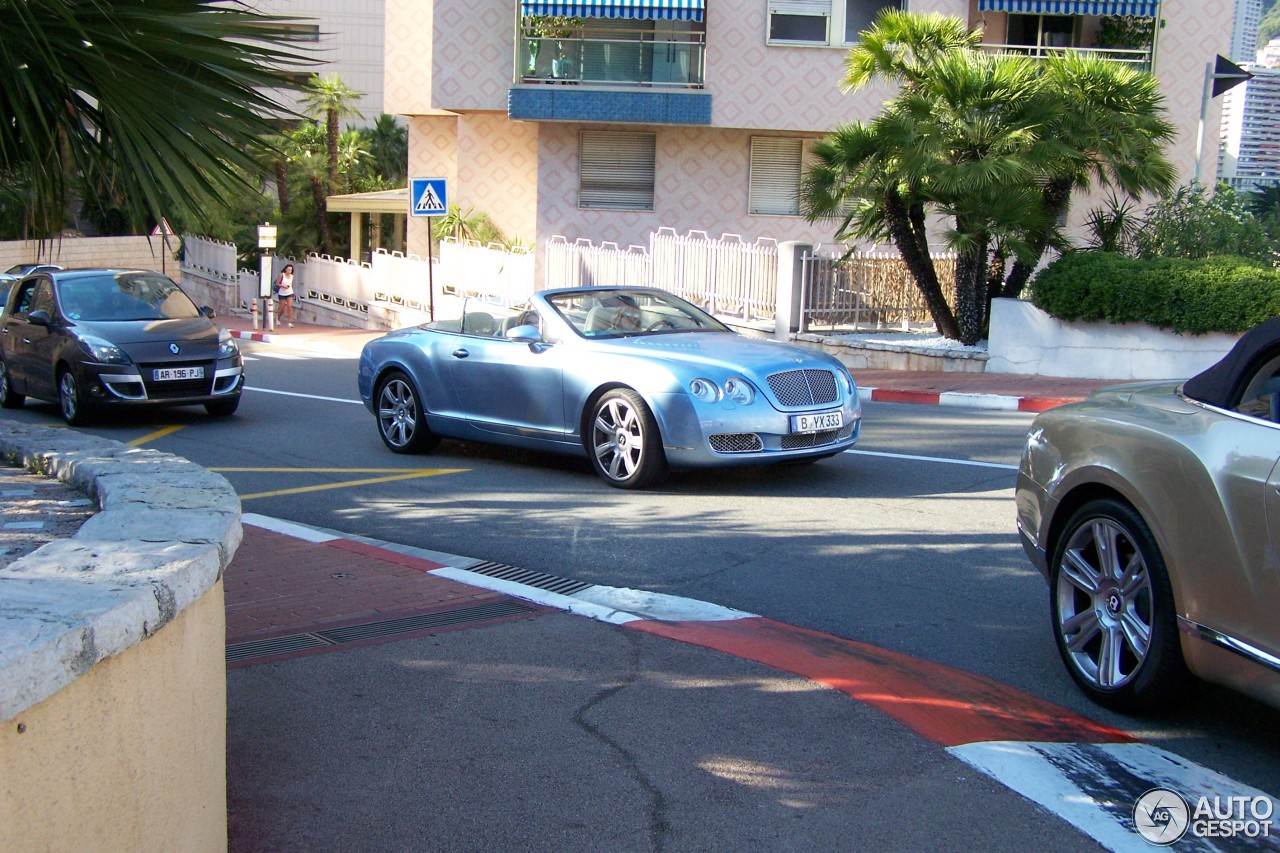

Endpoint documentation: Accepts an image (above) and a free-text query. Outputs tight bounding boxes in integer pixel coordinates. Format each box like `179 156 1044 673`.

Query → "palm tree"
803 10 1175 343
363 115 409 183
299 74 365 193
0 0 311 239
336 130 372 194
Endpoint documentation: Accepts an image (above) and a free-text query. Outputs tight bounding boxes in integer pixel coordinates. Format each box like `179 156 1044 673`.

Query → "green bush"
1029 251 1280 334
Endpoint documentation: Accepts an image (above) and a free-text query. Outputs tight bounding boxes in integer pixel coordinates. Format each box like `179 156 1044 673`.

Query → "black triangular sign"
1212 54 1254 98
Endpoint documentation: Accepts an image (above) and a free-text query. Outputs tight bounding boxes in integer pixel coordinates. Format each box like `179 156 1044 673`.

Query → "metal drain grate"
464 561 593 596
226 600 539 663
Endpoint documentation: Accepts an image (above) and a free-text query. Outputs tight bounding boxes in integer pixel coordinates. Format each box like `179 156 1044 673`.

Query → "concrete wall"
0 236 178 277
986 298 1239 380
0 424 241 853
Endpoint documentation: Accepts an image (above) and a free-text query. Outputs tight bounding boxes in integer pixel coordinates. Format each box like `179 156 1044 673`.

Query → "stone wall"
0 236 178 277
0 423 240 853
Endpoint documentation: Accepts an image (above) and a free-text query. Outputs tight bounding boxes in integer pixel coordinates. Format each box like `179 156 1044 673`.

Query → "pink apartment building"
383 1 1232 265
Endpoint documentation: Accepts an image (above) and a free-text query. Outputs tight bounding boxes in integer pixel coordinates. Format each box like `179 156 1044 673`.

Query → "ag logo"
1134 787 1190 845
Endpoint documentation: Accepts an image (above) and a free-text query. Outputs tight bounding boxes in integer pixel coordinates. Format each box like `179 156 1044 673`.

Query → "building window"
579 131 656 211
749 137 806 216
768 0 900 46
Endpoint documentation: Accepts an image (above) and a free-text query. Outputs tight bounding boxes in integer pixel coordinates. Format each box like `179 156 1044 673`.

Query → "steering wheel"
646 319 675 332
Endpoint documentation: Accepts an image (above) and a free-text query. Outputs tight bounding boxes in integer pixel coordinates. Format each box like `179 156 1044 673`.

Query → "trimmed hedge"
1029 252 1280 335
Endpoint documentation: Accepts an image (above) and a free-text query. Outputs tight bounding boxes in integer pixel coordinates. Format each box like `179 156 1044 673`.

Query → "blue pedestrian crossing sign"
409 177 448 218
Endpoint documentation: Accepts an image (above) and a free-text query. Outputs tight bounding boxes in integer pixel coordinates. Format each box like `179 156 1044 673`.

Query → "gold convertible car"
1017 317 1280 713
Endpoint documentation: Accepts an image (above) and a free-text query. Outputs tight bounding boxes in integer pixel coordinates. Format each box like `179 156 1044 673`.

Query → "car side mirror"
506 324 542 345
200 305 216 319
27 309 51 327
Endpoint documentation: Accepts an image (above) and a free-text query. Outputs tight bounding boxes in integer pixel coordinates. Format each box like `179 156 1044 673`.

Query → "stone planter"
986 299 1240 380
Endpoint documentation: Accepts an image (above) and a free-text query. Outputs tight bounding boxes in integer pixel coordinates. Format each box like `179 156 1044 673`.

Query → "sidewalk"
217 312 1122 411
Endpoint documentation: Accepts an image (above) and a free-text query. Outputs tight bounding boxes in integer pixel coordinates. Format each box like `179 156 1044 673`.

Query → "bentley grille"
709 433 764 453
767 369 838 407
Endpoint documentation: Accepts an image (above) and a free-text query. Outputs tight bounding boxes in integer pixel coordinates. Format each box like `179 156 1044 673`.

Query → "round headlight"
689 377 720 403
839 368 855 395
724 376 755 406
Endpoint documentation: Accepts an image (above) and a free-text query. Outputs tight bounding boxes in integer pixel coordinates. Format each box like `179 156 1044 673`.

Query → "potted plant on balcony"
524 15 584 80
1095 15 1155 64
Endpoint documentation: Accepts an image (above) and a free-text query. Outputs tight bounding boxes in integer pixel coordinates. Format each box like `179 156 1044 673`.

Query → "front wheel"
587 389 668 489
58 369 95 426
1049 498 1190 713
375 371 440 454
0 360 24 409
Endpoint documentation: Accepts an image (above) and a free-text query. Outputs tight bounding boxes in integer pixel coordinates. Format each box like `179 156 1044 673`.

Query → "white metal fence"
182 231 947 333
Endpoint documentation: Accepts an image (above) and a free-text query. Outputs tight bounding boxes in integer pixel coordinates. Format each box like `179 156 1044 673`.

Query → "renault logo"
169 343 180 355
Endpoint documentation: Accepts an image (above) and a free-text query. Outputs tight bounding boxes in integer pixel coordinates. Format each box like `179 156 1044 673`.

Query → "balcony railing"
980 42 1152 71
518 34 706 88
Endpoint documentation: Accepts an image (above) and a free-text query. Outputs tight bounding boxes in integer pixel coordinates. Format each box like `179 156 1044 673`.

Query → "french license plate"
789 411 843 434
153 366 204 381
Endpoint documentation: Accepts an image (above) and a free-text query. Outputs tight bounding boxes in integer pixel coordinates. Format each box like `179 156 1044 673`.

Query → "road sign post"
409 178 448 321
257 223 278 331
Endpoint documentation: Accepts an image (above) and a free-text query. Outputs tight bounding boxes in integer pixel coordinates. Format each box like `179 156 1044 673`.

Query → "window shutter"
749 137 804 216
580 131 656 210
768 0 830 14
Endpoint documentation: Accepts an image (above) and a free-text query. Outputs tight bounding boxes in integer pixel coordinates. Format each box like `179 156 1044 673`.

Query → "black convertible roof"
1182 316 1280 409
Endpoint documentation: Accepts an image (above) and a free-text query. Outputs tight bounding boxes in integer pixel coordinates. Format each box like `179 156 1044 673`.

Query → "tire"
0 360 23 409
1048 498 1190 713
205 396 241 417
375 371 440 454
58 369 95 426
587 388 668 489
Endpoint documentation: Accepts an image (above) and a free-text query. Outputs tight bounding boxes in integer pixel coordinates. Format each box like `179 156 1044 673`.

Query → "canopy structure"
976 1 1159 15
520 0 705 22
326 188 408 260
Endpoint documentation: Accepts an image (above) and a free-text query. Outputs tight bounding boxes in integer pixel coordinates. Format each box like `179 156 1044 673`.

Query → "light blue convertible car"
357 286 862 488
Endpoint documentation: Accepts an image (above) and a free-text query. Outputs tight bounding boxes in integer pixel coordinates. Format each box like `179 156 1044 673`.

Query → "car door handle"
452 349 469 359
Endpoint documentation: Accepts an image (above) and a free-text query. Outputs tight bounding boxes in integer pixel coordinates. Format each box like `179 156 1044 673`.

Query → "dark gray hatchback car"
0 268 243 425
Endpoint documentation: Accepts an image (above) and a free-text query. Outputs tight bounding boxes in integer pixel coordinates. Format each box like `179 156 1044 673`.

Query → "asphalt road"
6 338 1279 822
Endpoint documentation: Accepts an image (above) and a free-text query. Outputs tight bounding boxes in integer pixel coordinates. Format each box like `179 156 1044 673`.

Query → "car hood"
600 332 835 375
73 317 219 346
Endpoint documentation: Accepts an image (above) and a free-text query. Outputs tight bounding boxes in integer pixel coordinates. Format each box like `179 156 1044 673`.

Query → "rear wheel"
587 389 668 489
0 360 23 409
58 369 95 426
205 396 241 418
1049 498 1190 713
376 371 440 454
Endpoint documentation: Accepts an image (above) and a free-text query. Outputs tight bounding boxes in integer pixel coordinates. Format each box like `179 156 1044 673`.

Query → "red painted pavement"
629 617 1134 748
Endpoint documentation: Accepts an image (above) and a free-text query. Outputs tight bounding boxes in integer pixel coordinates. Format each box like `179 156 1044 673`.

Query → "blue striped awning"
521 0 705 21
977 1 1159 15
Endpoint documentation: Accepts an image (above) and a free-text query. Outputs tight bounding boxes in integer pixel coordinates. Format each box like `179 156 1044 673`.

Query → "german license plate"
789 411 843 433
153 366 204 381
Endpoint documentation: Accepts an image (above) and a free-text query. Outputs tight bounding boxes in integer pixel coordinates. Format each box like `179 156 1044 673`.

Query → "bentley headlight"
839 367 855 395
724 376 755 405
77 334 130 365
689 377 721 403
218 329 240 358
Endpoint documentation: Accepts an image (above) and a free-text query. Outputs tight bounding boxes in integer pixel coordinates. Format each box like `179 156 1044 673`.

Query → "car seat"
462 311 495 336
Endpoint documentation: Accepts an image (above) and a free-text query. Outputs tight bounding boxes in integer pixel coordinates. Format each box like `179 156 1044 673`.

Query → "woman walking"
274 263 296 327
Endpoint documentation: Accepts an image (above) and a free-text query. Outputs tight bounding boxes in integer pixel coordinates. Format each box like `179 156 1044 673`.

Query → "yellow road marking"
234 469 466 501
127 425 186 446
211 467 431 473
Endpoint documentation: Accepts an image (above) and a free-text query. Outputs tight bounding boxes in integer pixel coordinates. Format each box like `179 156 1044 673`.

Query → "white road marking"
950 741 1280 852
242 387 364 405
846 448 1020 471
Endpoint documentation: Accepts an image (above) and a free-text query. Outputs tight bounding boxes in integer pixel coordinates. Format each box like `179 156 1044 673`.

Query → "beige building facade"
384 1 1233 265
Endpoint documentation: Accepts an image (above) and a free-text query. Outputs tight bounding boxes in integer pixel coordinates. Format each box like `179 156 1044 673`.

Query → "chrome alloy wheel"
58 370 91 425
592 395 645 482
377 377 419 450
1055 516 1154 692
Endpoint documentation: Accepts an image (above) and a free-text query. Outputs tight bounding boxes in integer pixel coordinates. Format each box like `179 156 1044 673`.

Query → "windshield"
547 289 729 338
58 273 201 322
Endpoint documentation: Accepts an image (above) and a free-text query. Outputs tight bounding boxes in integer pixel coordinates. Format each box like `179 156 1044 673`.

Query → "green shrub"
1029 251 1280 334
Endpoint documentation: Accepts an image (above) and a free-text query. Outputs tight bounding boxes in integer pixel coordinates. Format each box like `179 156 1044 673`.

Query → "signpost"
409 178 448 321
258 223 278 331
1196 55 1254 184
